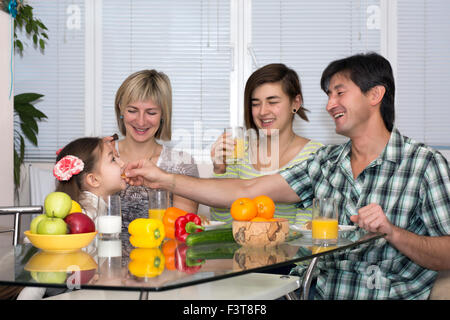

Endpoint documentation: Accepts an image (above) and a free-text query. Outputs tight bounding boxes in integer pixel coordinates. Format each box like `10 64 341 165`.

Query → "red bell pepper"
174 213 204 242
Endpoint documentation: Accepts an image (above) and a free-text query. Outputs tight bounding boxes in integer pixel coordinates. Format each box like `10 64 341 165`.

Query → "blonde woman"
113 70 199 232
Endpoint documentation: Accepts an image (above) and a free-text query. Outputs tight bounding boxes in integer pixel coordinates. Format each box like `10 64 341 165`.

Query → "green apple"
30 214 48 234
37 217 68 235
44 192 72 219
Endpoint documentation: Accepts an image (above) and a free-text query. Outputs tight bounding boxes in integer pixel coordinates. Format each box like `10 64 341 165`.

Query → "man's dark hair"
320 52 395 132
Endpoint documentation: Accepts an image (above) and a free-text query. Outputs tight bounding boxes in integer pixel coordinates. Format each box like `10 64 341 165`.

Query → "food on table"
69 200 82 214
64 212 95 234
175 213 204 242
128 248 165 278
36 217 68 235
250 217 277 222
128 218 165 248
230 197 258 221
185 228 234 246
30 214 48 234
44 191 72 219
163 207 188 239
230 195 276 221
252 195 275 219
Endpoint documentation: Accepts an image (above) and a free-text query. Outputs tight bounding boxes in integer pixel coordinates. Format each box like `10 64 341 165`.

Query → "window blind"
396 0 450 147
15 0 85 161
101 0 231 162
251 0 381 145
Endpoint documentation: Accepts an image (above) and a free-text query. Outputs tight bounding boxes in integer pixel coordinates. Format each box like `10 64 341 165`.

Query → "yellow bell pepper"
128 218 165 248
128 248 165 278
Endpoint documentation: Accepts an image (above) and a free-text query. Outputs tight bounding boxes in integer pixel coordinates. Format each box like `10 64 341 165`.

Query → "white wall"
0 11 15 232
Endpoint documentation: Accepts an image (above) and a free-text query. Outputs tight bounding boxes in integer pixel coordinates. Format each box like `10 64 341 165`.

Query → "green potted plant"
3 0 49 193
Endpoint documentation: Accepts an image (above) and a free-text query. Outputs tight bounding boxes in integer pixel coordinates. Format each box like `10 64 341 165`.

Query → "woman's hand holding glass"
210 132 236 174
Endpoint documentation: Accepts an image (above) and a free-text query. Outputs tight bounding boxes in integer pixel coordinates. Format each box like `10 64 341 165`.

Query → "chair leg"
284 291 299 300
300 256 319 300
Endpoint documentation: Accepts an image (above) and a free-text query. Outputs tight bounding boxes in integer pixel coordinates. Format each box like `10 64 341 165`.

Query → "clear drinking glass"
225 126 246 164
148 189 173 221
312 198 338 245
97 195 122 239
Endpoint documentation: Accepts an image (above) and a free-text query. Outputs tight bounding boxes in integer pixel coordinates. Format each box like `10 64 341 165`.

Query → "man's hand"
350 203 395 239
124 159 169 189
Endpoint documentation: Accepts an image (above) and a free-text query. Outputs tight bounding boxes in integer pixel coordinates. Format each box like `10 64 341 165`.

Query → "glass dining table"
0 228 384 300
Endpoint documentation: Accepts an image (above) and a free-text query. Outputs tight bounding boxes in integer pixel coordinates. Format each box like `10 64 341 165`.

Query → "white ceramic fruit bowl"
24 230 97 253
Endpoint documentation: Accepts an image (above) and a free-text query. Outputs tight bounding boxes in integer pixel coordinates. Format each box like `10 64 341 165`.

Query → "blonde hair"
115 69 172 140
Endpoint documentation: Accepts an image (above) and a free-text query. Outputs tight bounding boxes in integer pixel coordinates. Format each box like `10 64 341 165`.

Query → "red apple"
64 212 95 234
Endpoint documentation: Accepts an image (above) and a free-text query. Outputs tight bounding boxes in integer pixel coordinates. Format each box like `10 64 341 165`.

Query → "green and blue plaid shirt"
280 128 450 299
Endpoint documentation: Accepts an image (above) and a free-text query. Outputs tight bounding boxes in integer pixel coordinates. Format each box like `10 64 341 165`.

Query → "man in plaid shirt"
124 52 450 299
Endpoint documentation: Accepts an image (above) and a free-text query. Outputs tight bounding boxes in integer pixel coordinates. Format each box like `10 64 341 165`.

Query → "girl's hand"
210 132 235 174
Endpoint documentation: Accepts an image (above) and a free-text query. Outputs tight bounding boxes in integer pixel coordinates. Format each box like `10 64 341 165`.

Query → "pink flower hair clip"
53 155 85 181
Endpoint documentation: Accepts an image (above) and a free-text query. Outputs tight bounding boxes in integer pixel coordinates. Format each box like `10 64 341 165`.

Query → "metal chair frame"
0 206 43 246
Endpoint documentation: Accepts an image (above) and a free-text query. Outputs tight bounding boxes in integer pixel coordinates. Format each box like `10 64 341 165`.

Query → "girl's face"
122 99 162 143
250 82 299 136
97 143 127 195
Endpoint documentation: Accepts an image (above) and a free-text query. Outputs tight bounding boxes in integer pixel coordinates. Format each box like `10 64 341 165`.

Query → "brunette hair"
115 69 172 140
320 52 395 132
55 137 104 202
244 63 309 132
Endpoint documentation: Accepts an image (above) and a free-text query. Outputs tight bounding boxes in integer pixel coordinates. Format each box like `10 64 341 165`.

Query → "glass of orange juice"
148 189 172 221
312 198 338 245
225 126 245 164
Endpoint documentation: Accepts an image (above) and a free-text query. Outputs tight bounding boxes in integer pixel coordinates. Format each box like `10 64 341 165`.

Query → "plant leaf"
14 93 44 104
19 114 39 134
20 135 25 160
20 123 38 146
14 150 21 188
14 102 47 120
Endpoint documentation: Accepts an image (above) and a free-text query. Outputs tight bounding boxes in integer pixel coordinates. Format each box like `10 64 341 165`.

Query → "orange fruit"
253 195 275 219
250 217 269 222
230 197 258 221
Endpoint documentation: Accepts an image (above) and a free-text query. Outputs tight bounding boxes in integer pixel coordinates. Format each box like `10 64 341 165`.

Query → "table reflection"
10 228 383 292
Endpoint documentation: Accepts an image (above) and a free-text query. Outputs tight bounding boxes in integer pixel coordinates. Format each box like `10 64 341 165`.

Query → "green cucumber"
185 228 235 246
186 242 241 260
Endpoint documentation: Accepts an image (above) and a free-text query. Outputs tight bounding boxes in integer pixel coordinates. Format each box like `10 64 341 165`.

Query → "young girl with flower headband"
15 137 126 300
54 136 127 222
